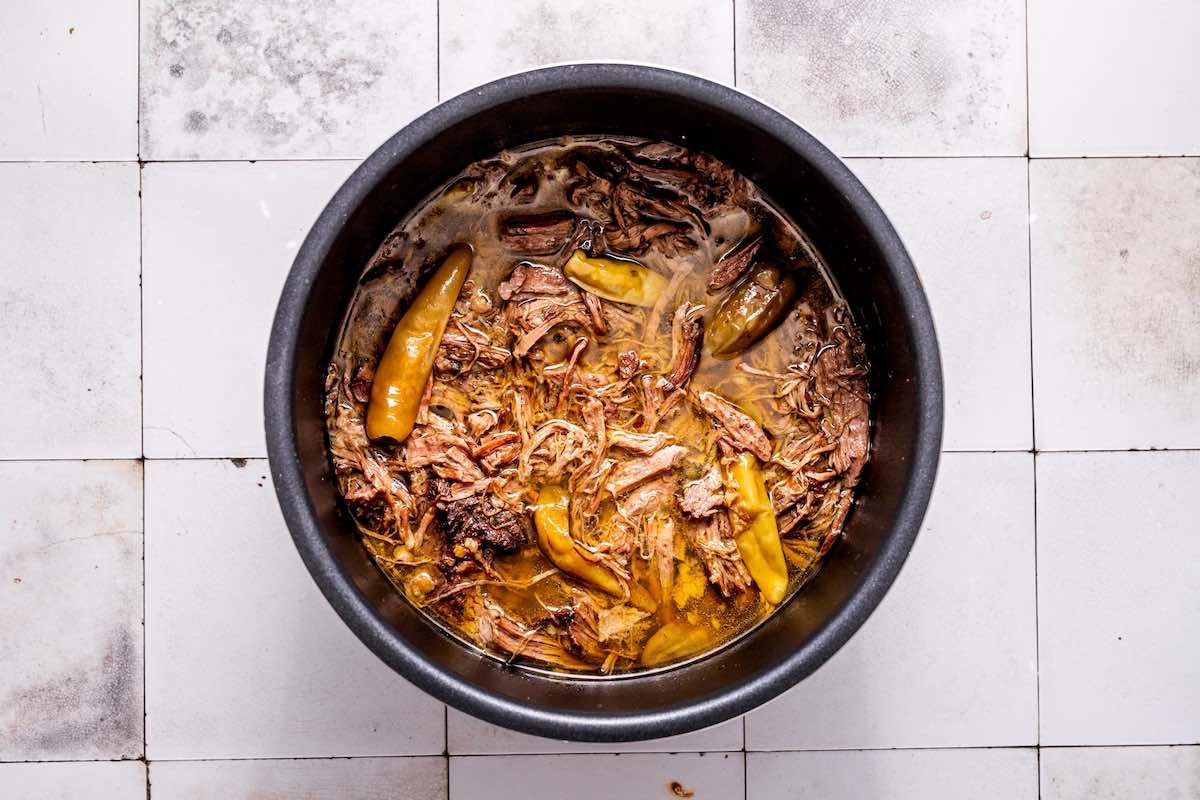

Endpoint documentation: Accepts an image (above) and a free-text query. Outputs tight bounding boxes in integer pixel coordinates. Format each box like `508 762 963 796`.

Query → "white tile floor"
2 1 1198 797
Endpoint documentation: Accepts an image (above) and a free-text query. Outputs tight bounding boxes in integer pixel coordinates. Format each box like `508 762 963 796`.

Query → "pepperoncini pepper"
722 452 789 604
534 485 655 611
707 261 798 358
640 621 713 667
366 244 473 442
563 250 669 307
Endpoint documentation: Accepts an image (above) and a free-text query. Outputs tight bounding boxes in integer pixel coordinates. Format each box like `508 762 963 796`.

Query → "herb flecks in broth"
324 137 871 675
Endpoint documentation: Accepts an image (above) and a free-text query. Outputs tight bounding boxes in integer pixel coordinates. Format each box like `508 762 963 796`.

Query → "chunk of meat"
498 212 576 254
607 428 675 455
435 330 511 373
617 349 641 379
707 236 762 291
679 464 723 518
661 302 704 391
694 390 772 462
685 515 751 597
510 302 593 356
616 474 676 520
606 444 689 496
814 336 870 487
466 409 499 437
436 480 531 554
406 431 485 483
498 262 573 299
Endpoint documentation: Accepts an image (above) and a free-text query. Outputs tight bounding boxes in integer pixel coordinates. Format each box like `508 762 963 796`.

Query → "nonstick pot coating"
265 64 943 742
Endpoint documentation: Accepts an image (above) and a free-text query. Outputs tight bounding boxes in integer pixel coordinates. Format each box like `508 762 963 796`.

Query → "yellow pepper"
640 621 713 667
707 262 798 358
722 452 789 604
563 250 669 307
366 244 473 442
534 486 655 611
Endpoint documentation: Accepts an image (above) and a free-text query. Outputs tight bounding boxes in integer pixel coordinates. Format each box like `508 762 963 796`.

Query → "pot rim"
265 62 943 741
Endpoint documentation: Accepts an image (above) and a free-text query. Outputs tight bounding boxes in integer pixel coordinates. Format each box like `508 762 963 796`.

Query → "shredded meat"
661 302 704 391
616 474 676 520
685 515 751 597
607 428 675 455
707 236 762 291
498 261 574 299
498 212 577 254
694 390 772 462
617 349 641 379
679 464 723 518
606 444 689 496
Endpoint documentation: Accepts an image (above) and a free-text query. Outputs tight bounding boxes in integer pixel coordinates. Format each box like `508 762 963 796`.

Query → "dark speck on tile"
169 63 184 78
216 26 234 45
230 458 247 468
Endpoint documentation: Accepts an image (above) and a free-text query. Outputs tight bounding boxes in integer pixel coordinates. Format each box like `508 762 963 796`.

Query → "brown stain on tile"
2 626 142 758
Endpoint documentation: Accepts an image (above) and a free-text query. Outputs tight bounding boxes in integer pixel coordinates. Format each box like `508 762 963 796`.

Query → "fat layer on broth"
324 136 871 675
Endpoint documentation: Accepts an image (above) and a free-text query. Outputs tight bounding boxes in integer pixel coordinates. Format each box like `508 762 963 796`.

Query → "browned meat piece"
661 302 704 391
617 349 641 379
435 330 511 373
694 390 772 462
615 474 676 520
508 297 593 357
466 409 499 438
498 261 573 299
498 212 576 254
605 444 689 496
685 515 751 597
607 428 675 455
436 479 531 554
480 441 521 472
349 362 374 404
707 237 762 292
631 140 688 162
813 326 870 487
477 598 592 670
581 291 608 334
406 431 485 483
770 471 810 512
472 430 521 459
679 464 723 518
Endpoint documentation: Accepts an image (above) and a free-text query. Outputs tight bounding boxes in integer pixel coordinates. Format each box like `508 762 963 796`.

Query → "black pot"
265 64 942 742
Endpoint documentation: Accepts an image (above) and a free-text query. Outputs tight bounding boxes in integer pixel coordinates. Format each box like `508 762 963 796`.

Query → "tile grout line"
435 0 441 103
731 0 737 86
136 0 151 793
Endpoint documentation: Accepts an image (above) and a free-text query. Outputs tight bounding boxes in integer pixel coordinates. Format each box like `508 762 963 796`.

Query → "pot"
265 63 942 742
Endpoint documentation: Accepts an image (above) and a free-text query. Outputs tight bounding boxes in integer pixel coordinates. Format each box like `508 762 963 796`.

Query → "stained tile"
439 0 734 99
1038 452 1200 745
449 752 743 800
1029 0 1200 156
0 0 137 159
141 161 355 458
736 0 1027 156
447 708 742 754
144 459 445 759
149 756 446 799
1041 745 1200 799
0 461 144 761
139 0 437 159
848 157 1031 450
0 163 141 460
746 453 1037 750
748 748 1038 800
1030 158 1200 450
0 761 146 799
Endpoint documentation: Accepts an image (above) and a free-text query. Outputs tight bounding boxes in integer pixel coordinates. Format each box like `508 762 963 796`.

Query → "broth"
324 136 871 674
